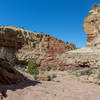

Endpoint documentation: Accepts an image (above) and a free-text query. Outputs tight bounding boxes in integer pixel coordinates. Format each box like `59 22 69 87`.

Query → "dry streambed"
1 71 100 100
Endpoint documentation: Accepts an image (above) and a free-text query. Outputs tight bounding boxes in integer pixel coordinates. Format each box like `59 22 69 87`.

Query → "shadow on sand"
0 78 41 99
0 67 41 100
0 58 41 99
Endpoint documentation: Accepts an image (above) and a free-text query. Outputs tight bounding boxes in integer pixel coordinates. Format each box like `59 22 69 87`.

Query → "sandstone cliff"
58 4 100 70
0 58 24 85
0 26 76 67
84 4 100 50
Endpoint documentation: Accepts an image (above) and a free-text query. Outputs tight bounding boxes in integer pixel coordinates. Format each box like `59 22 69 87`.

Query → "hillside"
0 26 76 86
0 26 76 67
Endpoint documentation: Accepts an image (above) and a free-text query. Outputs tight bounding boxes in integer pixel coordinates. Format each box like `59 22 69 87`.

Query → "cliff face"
0 26 76 67
0 26 35 62
84 4 100 50
58 5 100 70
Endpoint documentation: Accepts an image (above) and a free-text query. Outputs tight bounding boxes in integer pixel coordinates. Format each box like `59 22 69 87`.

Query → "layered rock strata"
84 4 100 50
0 26 76 67
58 4 100 70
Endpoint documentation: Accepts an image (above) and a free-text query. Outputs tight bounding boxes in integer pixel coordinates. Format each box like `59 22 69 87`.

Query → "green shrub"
97 73 100 79
46 66 51 71
80 69 93 76
52 66 57 71
75 71 81 77
28 58 39 77
98 82 100 85
52 74 57 79
40 68 46 72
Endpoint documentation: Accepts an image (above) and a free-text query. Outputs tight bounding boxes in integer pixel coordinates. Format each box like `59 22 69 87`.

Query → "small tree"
28 58 39 80
46 66 51 71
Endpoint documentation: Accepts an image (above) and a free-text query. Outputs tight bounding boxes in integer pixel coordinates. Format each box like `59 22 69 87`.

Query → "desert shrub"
80 69 93 76
40 68 46 74
75 71 81 77
97 73 100 79
98 82 100 85
97 73 100 85
46 66 52 71
28 58 39 78
52 74 57 79
40 68 46 72
47 75 52 81
52 66 57 71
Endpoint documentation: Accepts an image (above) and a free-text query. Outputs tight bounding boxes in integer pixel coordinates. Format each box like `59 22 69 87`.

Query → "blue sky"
0 0 100 48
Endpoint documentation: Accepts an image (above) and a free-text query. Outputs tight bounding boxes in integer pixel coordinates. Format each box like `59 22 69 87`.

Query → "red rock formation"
84 4 100 47
58 4 100 70
0 26 76 67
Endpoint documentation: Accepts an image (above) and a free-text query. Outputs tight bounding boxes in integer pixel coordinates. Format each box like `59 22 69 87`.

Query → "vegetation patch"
97 73 100 79
27 58 39 80
52 66 57 71
46 66 52 71
80 69 93 76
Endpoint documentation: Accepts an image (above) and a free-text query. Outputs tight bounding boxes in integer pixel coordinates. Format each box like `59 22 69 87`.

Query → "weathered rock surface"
58 50 100 70
58 4 100 70
84 4 100 49
0 58 24 85
0 26 76 67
